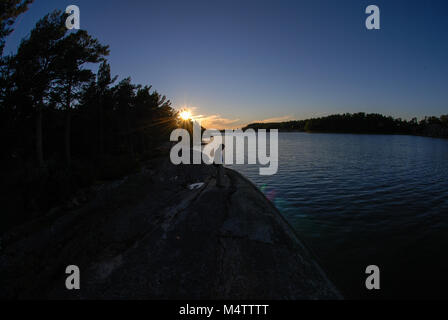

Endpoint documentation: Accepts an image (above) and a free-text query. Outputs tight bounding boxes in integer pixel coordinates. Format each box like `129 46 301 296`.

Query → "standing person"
215 144 225 188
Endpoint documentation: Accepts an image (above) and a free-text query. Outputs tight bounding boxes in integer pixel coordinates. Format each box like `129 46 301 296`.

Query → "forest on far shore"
244 113 448 138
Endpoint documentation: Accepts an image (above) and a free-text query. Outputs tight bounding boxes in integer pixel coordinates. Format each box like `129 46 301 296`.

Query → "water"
228 133 448 299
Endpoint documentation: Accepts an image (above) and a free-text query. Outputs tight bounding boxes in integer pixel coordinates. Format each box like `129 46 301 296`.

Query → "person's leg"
216 164 224 187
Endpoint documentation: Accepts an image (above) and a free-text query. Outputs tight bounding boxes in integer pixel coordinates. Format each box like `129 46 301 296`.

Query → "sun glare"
179 110 192 121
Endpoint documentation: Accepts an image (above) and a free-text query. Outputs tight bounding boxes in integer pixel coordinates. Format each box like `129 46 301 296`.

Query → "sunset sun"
179 110 192 121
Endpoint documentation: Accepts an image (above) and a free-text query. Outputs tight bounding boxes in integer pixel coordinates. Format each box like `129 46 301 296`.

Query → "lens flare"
179 110 192 121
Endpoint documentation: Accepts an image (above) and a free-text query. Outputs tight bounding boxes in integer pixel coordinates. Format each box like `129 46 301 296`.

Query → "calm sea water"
228 133 448 299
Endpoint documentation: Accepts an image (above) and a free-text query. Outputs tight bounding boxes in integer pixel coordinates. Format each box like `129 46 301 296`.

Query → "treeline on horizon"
0 2 180 230
245 113 448 138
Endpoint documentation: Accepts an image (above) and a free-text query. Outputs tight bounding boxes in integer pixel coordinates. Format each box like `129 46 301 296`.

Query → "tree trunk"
98 96 104 155
127 113 134 155
65 108 71 167
36 102 44 167
65 84 72 168
216 165 224 188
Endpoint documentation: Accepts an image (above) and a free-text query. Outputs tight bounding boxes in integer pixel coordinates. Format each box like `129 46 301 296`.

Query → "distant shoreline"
243 129 448 140
240 112 448 139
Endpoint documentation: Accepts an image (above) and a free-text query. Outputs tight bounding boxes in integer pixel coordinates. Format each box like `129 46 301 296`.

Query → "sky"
4 0 448 129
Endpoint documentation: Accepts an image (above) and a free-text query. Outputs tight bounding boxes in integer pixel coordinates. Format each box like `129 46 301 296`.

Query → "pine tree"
11 11 67 167
0 0 34 56
52 30 109 167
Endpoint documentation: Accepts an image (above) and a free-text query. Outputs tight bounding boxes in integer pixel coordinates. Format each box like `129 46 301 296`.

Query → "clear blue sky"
4 0 448 128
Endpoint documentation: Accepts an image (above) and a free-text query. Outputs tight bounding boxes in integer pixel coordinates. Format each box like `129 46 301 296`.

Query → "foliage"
245 112 448 138
0 0 34 56
0 10 178 230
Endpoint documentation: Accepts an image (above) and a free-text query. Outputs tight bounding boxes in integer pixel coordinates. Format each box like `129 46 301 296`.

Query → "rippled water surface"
229 133 448 299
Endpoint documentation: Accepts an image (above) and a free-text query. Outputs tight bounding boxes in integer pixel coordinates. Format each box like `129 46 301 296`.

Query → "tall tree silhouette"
133 85 175 152
53 30 109 167
113 78 137 155
11 11 66 167
96 61 117 155
0 9 179 227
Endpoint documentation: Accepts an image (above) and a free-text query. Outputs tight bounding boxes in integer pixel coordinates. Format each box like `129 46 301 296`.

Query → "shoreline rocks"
0 159 341 299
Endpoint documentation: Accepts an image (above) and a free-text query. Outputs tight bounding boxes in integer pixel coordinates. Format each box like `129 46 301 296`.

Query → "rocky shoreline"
0 158 341 299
